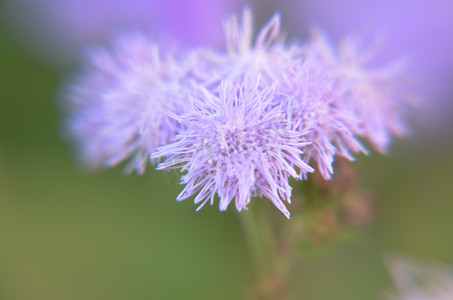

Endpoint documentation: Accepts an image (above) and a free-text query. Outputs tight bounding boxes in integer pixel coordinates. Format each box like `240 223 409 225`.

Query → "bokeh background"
1 1 453 299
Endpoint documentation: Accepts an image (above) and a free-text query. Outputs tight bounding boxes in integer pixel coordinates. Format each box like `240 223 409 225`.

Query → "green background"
1 23 453 299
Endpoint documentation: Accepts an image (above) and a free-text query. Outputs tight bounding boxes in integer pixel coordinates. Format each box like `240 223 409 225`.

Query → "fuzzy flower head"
153 78 313 218
65 32 209 174
276 59 366 180
305 31 411 152
216 7 301 89
219 8 365 180
220 9 371 180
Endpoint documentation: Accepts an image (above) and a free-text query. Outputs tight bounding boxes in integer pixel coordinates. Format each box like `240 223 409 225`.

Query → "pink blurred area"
1 0 243 65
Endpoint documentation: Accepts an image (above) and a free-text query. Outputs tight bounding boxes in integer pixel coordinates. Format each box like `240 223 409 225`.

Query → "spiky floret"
153 79 314 218
305 31 410 152
213 7 302 89
275 60 366 179
220 9 368 179
65 32 210 174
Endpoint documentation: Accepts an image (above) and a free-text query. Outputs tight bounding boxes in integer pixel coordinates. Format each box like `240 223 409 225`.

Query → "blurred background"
1 0 452 299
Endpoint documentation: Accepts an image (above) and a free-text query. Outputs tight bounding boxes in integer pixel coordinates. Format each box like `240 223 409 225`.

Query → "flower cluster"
65 8 410 218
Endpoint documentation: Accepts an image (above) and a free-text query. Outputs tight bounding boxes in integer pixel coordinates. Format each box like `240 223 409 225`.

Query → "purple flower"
217 7 301 88
304 31 410 152
152 79 313 218
216 8 368 179
65 32 211 174
277 59 366 179
63 7 411 218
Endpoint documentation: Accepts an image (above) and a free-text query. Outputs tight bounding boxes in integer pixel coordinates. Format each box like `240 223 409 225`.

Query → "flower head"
213 7 301 90
218 9 366 180
276 59 366 179
153 79 313 218
305 31 410 152
65 32 208 174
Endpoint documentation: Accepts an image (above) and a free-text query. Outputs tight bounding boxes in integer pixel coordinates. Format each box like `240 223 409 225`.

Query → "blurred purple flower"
278 58 366 179
292 0 453 136
304 31 410 152
65 32 215 174
153 79 313 218
216 8 299 88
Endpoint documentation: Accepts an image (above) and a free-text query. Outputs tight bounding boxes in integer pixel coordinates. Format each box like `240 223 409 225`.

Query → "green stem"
239 205 307 300
238 210 269 272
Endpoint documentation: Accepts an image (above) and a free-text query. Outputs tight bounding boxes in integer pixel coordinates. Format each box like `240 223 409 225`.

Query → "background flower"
304 32 410 152
278 57 365 180
290 0 453 145
64 32 212 174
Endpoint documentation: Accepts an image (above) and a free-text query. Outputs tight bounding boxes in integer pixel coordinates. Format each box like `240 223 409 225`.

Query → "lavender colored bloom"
63 7 411 217
295 0 453 133
277 60 366 179
216 8 368 179
217 8 301 89
304 31 410 152
65 32 211 174
153 79 313 218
